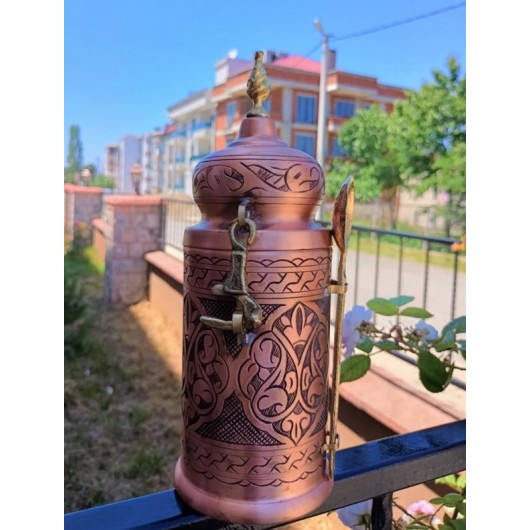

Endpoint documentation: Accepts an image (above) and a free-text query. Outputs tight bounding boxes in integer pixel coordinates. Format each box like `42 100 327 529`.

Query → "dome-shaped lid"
192 51 325 205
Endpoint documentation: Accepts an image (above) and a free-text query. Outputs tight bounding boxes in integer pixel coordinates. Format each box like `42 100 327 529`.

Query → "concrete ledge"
145 251 184 331
92 217 106 234
339 367 463 435
145 251 184 284
106 195 162 206
64 183 104 194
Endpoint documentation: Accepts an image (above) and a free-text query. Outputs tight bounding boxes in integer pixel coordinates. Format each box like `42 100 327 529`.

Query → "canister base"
174 458 333 525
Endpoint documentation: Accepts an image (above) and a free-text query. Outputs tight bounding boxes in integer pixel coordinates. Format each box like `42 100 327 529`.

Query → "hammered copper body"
173 116 333 524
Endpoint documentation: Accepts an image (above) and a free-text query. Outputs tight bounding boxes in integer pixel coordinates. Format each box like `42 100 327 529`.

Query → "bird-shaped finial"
247 51 271 118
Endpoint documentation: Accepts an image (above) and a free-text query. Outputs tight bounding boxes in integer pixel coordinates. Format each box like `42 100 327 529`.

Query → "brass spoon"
327 175 355 479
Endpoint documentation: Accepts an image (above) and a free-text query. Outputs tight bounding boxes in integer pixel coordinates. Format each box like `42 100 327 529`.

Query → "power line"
331 2 466 43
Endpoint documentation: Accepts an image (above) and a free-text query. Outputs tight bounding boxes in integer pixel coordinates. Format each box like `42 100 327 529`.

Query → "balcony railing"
65 420 465 530
192 121 212 132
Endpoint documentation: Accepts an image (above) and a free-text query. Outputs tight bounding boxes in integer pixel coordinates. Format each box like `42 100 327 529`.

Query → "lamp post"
314 18 330 221
80 168 91 186
130 162 142 195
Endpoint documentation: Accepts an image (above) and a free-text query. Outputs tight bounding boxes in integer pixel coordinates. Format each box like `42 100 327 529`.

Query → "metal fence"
64 420 466 530
161 196 201 258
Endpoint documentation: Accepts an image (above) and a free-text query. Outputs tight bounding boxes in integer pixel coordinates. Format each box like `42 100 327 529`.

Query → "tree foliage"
327 57 466 234
391 57 466 197
65 125 84 183
327 105 402 202
90 174 115 189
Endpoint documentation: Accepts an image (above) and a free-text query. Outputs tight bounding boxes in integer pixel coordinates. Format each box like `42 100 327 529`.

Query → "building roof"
167 88 211 113
271 55 321 74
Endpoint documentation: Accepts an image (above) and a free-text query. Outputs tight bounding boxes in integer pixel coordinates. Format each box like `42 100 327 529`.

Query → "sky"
65 0 465 169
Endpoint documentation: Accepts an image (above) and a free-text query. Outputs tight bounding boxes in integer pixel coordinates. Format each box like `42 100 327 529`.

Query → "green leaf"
440 493 463 507
450 519 466 530
356 337 373 354
456 501 466 516
367 297 399 316
340 355 371 383
434 329 456 352
374 340 397 351
442 316 466 336
400 307 433 319
430 497 446 505
406 525 430 529
418 351 452 392
389 295 415 306
456 474 466 489
435 474 459 488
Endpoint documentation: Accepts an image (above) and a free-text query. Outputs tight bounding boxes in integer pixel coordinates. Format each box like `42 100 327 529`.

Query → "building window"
335 100 355 118
296 94 316 124
295 133 315 157
332 137 346 157
227 101 237 128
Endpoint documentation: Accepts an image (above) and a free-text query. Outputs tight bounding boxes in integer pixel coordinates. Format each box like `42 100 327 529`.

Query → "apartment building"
165 89 216 197
103 135 142 193
213 52 406 161
104 144 120 181
161 50 406 198
141 129 165 194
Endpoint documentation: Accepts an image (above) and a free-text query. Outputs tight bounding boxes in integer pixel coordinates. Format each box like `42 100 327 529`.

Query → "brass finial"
247 51 271 118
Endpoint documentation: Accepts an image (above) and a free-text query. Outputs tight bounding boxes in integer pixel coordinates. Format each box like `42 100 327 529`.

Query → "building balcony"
191 122 212 139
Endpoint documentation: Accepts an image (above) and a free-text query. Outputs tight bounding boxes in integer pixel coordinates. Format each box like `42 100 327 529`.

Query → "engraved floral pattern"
239 302 328 444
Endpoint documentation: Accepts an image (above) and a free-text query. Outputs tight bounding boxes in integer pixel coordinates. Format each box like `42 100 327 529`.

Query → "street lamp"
130 162 142 195
314 18 330 220
80 168 91 186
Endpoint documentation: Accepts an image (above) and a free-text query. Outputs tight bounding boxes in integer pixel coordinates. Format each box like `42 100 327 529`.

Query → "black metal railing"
347 225 464 322
319 222 466 391
65 420 466 530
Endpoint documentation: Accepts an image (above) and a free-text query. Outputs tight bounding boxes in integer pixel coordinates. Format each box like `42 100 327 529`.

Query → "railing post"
371 493 393 530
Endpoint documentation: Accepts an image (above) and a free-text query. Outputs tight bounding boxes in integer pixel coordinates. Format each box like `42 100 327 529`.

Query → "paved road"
332 247 466 332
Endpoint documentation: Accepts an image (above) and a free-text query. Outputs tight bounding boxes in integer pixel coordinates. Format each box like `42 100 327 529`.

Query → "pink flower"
407 500 436 517
401 500 441 526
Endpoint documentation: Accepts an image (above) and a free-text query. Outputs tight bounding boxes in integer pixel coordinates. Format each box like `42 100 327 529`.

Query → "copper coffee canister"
174 52 353 524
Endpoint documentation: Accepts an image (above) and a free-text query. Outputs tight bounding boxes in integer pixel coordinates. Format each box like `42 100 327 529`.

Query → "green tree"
327 57 466 235
327 105 403 227
65 125 84 183
391 56 466 235
90 174 115 189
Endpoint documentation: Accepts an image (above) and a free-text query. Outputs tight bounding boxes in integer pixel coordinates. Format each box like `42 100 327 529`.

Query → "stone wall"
103 195 162 307
64 184 104 243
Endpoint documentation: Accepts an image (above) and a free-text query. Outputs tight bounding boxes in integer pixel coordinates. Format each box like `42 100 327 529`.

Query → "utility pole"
314 19 329 221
